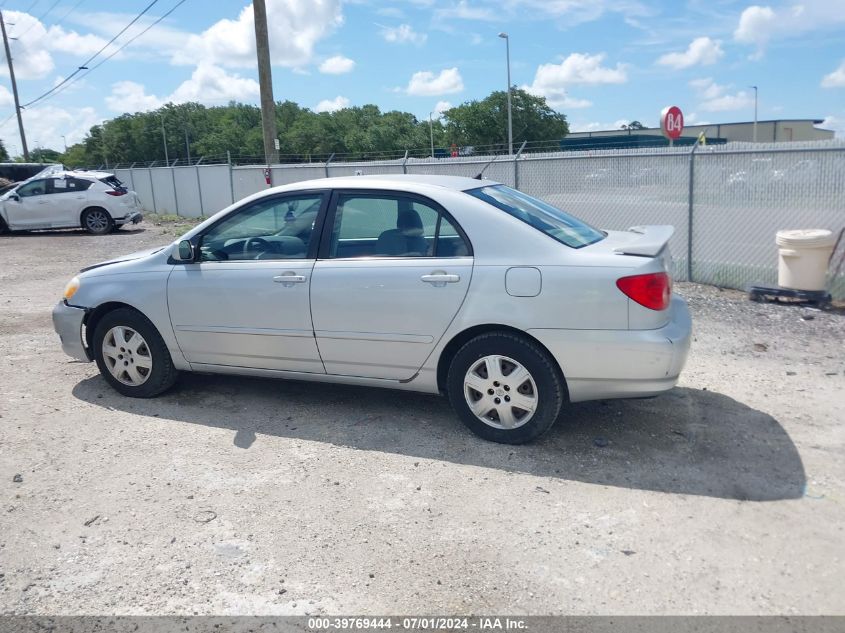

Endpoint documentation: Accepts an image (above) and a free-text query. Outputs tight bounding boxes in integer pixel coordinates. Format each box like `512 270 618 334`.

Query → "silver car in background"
52 175 691 443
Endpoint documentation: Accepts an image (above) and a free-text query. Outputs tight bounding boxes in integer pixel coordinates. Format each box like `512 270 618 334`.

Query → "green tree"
0 139 9 162
443 88 569 149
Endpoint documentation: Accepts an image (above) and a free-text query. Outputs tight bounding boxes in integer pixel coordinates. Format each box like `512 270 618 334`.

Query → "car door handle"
421 273 460 286
273 273 306 286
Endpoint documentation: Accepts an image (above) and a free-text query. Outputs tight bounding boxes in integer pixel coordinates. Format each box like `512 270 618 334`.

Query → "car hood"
79 246 166 273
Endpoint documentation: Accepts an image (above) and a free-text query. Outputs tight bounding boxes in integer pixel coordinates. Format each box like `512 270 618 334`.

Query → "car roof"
64 170 113 179
277 174 500 192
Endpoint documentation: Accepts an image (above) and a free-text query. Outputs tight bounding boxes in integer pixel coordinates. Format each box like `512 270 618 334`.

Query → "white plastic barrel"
775 229 836 291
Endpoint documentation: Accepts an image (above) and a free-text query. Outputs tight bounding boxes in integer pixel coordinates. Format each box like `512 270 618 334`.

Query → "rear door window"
325 192 471 258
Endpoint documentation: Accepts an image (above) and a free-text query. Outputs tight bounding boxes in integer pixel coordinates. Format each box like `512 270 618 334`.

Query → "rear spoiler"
613 225 675 257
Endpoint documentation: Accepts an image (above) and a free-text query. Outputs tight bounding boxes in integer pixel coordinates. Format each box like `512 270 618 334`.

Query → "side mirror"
9 193 19 202
172 239 195 262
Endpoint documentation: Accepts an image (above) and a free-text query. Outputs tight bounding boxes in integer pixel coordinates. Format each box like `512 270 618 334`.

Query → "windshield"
466 185 605 249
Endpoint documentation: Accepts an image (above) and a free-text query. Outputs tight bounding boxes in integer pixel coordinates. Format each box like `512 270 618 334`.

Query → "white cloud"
106 81 163 113
434 100 452 116
0 85 13 108
0 11 115 81
503 0 652 25
171 0 343 69
532 53 627 86
657 37 724 69
169 64 259 103
105 65 259 113
434 1 497 21
822 61 845 88
0 104 100 151
690 78 754 113
734 5 776 48
318 55 356 74
524 52 626 109
380 23 427 45
818 115 845 138
734 1 845 57
405 68 464 96
314 95 350 113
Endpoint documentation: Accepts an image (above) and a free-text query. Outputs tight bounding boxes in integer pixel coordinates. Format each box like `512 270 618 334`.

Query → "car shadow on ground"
0 227 146 237
72 373 805 502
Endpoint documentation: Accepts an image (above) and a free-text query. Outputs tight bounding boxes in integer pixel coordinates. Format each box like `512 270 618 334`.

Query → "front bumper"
528 296 692 403
51 301 91 362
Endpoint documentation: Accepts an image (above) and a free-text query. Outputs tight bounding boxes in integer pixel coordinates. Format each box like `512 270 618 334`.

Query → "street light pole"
61 135 67 152
428 112 435 157
159 114 169 165
750 85 758 142
498 32 513 155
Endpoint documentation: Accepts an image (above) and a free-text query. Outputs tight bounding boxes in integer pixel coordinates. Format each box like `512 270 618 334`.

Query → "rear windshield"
466 185 605 249
100 175 127 192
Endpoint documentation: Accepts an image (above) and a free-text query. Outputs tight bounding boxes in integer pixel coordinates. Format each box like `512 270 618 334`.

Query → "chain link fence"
114 140 845 298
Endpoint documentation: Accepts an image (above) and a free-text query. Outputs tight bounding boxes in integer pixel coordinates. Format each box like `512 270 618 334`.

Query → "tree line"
5 89 570 167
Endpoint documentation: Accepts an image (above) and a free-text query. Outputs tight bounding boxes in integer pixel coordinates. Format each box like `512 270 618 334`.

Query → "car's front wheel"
92 308 178 397
82 207 114 235
446 332 565 444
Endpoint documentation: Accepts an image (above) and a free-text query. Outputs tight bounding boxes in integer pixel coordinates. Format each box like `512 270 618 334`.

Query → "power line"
15 0 61 39
37 0 187 107
21 0 159 108
75 0 186 76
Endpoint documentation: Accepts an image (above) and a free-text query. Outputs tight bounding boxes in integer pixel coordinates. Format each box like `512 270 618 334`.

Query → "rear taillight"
616 272 671 311
105 190 126 196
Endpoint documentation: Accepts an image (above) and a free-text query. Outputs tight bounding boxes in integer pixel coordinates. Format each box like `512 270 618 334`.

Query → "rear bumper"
51 301 91 362
115 211 143 226
528 296 692 402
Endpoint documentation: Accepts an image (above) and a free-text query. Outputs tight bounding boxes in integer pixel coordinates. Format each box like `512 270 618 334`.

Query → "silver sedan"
53 175 691 443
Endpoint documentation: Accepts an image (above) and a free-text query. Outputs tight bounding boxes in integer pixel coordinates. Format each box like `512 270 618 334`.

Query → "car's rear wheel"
0 216 8 234
82 207 113 235
446 332 565 444
93 308 178 397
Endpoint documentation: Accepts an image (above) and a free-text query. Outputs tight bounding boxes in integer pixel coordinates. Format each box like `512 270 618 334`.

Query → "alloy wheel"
463 354 538 429
101 326 153 386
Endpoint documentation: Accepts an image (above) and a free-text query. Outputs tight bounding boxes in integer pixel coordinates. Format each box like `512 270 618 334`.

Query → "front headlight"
63 276 80 301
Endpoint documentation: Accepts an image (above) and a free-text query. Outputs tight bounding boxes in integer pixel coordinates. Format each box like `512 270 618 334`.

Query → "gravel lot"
1 223 843 616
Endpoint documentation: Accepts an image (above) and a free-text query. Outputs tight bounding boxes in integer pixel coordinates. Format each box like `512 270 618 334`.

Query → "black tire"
82 207 114 235
93 308 178 397
446 332 565 444
0 216 8 234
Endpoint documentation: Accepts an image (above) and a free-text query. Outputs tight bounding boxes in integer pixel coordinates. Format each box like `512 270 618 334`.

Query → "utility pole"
1 11 29 161
253 0 279 165
184 127 191 165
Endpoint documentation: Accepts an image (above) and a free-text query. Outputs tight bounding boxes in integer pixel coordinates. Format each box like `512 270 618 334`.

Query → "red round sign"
660 105 684 140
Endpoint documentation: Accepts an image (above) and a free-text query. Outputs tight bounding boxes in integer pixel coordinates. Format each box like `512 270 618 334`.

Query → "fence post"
170 158 180 217
195 157 205 217
687 142 698 282
227 151 235 204
402 150 409 174
148 166 157 214
325 153 335 178
514 140 527 189
127 162 136 194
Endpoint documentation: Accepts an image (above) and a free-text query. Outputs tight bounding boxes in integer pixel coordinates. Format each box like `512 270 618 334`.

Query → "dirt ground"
0 223 843 616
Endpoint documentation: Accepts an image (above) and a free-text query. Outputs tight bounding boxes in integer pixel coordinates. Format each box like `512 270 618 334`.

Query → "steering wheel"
243 236 271 259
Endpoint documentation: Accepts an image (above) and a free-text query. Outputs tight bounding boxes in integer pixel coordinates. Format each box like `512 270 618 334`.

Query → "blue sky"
1 0 844 153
